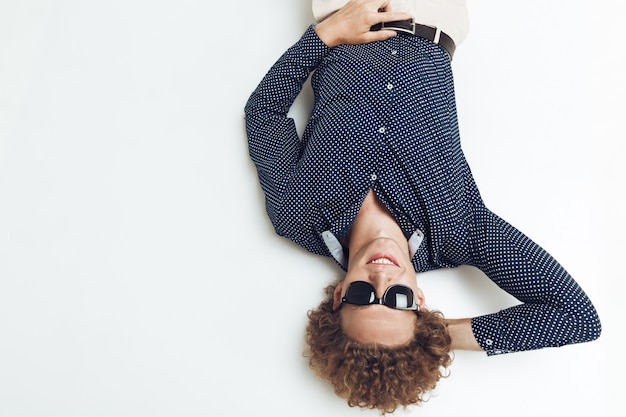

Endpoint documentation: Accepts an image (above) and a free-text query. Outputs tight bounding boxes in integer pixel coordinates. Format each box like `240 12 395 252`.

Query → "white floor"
1 1 624 416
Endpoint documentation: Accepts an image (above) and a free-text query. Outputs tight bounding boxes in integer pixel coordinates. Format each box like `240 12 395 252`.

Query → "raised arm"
450 208 601 356
245 26 327 221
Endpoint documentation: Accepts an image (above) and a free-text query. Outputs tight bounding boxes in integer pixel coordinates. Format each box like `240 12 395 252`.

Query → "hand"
314 0 412 47
445 318 483 352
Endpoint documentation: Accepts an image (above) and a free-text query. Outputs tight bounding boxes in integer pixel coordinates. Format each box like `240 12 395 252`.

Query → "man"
245 0 601 412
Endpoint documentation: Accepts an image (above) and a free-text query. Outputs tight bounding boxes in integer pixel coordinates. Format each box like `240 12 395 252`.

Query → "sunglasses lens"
385 286 414 309
345 281 376 305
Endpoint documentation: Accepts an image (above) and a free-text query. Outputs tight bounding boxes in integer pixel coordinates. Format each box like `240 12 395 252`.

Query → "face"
332 237 426 347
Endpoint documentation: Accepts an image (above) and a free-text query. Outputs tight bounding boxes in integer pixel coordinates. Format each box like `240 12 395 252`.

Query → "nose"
368 270 393 295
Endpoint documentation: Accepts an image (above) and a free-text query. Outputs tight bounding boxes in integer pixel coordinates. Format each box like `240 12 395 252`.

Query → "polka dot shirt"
245 26 601 355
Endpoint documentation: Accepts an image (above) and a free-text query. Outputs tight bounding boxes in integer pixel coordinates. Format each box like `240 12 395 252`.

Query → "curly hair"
305 283 452 414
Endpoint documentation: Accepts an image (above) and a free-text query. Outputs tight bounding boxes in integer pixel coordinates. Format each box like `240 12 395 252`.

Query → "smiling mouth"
367 256 398 266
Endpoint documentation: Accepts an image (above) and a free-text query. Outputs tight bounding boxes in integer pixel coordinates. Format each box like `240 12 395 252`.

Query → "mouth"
367 254 399 267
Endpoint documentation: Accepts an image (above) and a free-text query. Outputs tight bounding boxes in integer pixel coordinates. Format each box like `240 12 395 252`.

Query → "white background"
1 1 624 416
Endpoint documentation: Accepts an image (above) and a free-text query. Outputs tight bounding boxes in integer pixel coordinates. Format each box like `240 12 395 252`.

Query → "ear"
416 286 426 311
332 281 344 311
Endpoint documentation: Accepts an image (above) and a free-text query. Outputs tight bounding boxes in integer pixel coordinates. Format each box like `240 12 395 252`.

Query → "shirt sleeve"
468 207 602 356
244 25 330 224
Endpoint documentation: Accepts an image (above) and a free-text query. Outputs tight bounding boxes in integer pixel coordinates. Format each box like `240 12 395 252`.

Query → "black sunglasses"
340 281 419 311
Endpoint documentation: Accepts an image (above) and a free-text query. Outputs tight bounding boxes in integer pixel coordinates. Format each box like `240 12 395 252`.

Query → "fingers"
314 0 414 47
363 29 399 43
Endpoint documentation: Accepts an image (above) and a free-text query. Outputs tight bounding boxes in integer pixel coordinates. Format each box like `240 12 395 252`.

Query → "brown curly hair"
305 283 452 414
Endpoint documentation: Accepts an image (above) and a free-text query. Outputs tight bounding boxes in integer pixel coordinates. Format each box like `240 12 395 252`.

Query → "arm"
245 26 327 222
463 208 602 356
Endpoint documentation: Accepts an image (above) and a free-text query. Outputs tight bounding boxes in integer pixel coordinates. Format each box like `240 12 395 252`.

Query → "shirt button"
371 174 377 181
485 339 493 346
386 83 394 90
378 127 386 134
391 50 398 56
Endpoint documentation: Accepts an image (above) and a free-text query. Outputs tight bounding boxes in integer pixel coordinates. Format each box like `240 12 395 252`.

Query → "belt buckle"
379 18 415 35
415 22 442 45
431 25 442 44
380 19 442 44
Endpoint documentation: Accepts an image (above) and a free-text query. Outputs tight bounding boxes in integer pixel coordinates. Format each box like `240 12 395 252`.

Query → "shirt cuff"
294 24 332 67
471 314 515 356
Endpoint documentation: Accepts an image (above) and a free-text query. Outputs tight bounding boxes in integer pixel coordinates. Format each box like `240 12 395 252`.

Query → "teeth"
370 258 394 265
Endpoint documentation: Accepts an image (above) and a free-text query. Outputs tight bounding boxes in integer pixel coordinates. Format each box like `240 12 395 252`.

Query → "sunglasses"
340 281 419 311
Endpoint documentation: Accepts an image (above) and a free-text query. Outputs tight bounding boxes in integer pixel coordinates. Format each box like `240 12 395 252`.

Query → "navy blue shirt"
245 26 601 355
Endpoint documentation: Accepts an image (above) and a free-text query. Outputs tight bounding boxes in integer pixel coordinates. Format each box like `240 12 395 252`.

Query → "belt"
370 19 456 59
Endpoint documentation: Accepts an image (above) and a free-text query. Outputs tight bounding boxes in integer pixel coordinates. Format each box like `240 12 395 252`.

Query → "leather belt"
371 19 456 59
